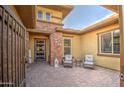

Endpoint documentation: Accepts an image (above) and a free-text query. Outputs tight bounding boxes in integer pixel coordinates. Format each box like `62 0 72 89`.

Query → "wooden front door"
0 6 26 87
34 39 46 62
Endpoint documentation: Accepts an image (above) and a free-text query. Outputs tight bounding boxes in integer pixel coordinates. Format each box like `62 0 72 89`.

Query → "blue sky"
63 5 114 30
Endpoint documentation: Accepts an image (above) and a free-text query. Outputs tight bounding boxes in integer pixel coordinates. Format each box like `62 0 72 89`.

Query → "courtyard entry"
0 5 123 87
26 5 121 87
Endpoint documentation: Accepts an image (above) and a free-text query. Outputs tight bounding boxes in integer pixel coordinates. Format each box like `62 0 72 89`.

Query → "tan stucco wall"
28 23 120 70
63 34 82 59
37 6 62 24
29 33 49 62
80 23 120 70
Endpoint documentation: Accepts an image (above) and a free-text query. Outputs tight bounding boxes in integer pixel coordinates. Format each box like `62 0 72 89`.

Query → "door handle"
23 56 28 63
120 73 124 81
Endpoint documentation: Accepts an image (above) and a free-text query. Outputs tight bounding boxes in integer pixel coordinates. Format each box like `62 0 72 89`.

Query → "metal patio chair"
63 55 73 67
83 55 95 69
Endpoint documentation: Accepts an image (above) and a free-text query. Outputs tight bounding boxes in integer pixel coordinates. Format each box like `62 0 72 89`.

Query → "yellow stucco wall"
63 34 82 59
29 33 81 63
37 6 62 24
29 33 49 62
80 23 120 70
28 21 120 70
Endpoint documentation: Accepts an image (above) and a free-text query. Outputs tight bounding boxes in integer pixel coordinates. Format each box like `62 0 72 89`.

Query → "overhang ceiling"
15 5 36 29
102 5 119 13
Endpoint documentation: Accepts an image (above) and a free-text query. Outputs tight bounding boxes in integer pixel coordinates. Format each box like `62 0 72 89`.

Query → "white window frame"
98 29 120 56
63 37 72 56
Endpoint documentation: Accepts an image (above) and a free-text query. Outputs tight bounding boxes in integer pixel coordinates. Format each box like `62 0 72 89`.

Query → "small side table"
75 59 82 67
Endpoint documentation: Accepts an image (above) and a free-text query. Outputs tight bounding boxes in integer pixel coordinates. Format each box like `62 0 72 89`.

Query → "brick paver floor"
26 63 120 87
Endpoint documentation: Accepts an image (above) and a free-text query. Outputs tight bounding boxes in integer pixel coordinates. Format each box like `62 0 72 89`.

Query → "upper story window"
98 29 120 55
46 13 51 22
37 11 51 22
38 11 43 20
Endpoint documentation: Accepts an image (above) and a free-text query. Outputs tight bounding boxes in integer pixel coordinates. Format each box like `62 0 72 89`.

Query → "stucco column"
49 32 63 65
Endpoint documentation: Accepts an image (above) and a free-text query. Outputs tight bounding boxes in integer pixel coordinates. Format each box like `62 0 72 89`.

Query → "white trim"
98 29 120 55
111 31 114 54
99 31 112 54
63 37 72 56
99 53 120 56
37 10 52 22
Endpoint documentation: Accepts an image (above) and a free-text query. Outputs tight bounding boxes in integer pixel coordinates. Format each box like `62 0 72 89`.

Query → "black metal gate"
0 6 26 87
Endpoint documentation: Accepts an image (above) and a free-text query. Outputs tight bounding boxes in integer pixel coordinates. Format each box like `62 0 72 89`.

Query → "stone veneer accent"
36 21 62 32
36 20 63 65
50 32 63 65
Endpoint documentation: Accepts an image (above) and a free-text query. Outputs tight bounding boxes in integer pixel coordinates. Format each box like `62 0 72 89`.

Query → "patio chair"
63 55 73 68
83 55 95 69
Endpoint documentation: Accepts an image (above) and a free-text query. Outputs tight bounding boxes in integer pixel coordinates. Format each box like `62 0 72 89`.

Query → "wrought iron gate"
0 6 26 87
